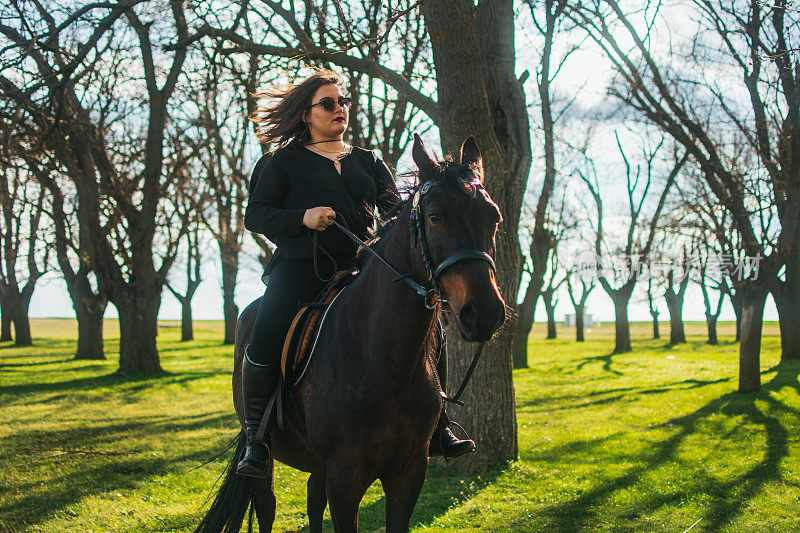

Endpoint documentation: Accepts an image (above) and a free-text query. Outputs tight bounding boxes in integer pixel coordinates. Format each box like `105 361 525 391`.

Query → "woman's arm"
244 155 307 239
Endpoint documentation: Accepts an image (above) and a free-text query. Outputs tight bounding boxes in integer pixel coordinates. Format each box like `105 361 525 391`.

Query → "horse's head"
410 134 506 342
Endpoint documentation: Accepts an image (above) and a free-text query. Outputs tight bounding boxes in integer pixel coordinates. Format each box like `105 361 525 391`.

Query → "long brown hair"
251 69 345 151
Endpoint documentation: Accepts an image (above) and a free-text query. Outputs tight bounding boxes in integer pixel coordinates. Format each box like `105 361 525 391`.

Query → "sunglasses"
308 96 352 112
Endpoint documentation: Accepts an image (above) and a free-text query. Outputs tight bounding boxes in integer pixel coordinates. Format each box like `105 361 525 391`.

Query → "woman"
238 70 474 478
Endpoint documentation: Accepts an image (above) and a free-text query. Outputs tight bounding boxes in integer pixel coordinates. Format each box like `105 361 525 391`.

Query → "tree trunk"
511 283 537 367
575 304 585 342
706 313 718 345
69 276 107 360
612 293 632 353
543 296 557 339
0 299 11 342
221 248 239 345
423 0 529 474
650 311 660 339
737 283 768 393
773 283 800 360
665 295 686 345
730 290 742 342
115 284 163 375
12 311 32 346
181 299 193 341
75 301 106 359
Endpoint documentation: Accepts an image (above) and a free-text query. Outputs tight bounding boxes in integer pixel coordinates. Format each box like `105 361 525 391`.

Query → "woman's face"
305 83 349 140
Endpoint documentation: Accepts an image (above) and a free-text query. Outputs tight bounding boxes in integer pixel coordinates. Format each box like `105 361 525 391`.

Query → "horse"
195 134 506 533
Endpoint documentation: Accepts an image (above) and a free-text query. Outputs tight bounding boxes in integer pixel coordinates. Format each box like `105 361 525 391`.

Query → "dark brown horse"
195 135 505 533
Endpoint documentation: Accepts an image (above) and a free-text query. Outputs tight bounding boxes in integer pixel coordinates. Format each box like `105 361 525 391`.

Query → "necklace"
307 140 349 154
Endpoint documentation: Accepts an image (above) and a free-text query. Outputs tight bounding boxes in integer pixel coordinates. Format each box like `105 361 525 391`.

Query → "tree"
645 275 660 339
664 249 689 345
166 219 203 342
573 0 799 390
0 160 48 346
30 156 108 359
512 0 570 368
0 0 195 374
581 133 685 353
565 266 595 342
694 246 727 345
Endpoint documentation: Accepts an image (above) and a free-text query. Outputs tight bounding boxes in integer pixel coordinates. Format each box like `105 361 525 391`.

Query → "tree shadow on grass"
0 412 236 530
516 377 731 414
0 370 226 405
570 350 624 376
537 362 799 531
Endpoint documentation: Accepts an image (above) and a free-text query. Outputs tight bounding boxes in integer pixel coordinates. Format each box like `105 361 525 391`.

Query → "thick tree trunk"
0 298 11 342
737 284 768 392
115 284 163 375
75 301 106 359
650 311 660 339
181 299 193 342
12 311 32 346
424 0 529 474
774 284 800 360
221 248 239 345
69 276 107 360
575 304 585 342
706 313 718 345
543 295 556 339
612 293 632 354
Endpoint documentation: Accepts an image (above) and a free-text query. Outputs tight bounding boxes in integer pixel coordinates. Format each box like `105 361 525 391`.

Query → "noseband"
408 175 496 309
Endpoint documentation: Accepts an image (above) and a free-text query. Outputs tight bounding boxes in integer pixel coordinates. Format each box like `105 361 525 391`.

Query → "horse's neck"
345 208 436 366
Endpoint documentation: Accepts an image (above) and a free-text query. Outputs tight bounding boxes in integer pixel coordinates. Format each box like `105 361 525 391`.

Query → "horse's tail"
195 430 254 533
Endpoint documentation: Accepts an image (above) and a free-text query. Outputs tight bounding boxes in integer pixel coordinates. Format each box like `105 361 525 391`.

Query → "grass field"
0 319 797 532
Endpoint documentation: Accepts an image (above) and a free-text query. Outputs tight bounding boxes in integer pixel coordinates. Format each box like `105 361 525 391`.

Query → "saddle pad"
280 269 355 383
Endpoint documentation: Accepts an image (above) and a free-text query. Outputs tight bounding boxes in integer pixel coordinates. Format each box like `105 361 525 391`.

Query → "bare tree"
573 0 799 391
664 249 690 345
581 133 686 353
0 1 195 373
541 254 566 340
565 266 595 342
166 217 203 342
0 161 48 346
693 245 727 345
512 0 571 368
646 275 660 339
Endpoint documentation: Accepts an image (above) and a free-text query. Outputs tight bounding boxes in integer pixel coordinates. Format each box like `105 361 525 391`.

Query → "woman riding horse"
238 69 474 478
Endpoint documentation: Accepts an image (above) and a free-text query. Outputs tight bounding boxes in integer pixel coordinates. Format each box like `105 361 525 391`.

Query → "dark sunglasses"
308 96 352 112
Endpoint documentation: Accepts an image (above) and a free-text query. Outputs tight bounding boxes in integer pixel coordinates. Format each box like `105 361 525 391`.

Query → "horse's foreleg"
307 473 328 533
251 459 276 531
325 466 369 533
382 454 428 533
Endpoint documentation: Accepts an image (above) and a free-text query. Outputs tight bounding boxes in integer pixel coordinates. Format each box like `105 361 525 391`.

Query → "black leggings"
247 255 337 366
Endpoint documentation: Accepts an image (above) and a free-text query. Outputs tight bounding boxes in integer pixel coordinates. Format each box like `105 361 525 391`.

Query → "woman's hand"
303 206 336 230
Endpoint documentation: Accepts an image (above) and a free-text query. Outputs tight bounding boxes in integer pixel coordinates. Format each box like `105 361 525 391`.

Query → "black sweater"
245 145 401 272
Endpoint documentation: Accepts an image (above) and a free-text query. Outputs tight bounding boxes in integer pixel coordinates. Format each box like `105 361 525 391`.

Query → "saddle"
280 269 356 389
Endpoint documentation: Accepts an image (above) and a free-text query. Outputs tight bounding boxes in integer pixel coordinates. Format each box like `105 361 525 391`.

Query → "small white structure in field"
564 313 594 327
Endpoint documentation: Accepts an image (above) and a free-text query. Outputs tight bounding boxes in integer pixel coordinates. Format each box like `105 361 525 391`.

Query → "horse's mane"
355 157 476 272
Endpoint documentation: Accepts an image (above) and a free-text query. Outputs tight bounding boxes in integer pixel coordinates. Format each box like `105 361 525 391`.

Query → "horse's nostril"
459 301 478 329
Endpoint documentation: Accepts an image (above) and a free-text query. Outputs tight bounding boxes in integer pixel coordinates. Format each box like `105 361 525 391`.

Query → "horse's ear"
460 136 484 182
412 133 438 180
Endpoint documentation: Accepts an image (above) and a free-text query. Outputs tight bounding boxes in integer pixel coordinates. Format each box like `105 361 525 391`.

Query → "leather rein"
330 173 494 405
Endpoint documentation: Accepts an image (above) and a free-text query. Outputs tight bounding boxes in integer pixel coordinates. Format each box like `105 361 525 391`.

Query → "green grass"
1 319 797 532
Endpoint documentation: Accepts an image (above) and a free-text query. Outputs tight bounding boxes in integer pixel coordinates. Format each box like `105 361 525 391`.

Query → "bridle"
407 173 496 309
328 170 496 406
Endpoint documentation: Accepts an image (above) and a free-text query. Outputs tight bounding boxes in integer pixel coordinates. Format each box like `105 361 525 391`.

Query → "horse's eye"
428 213 443 224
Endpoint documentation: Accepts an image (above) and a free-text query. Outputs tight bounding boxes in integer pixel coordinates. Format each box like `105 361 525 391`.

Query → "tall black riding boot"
236 346 280 478
429 319 476 459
